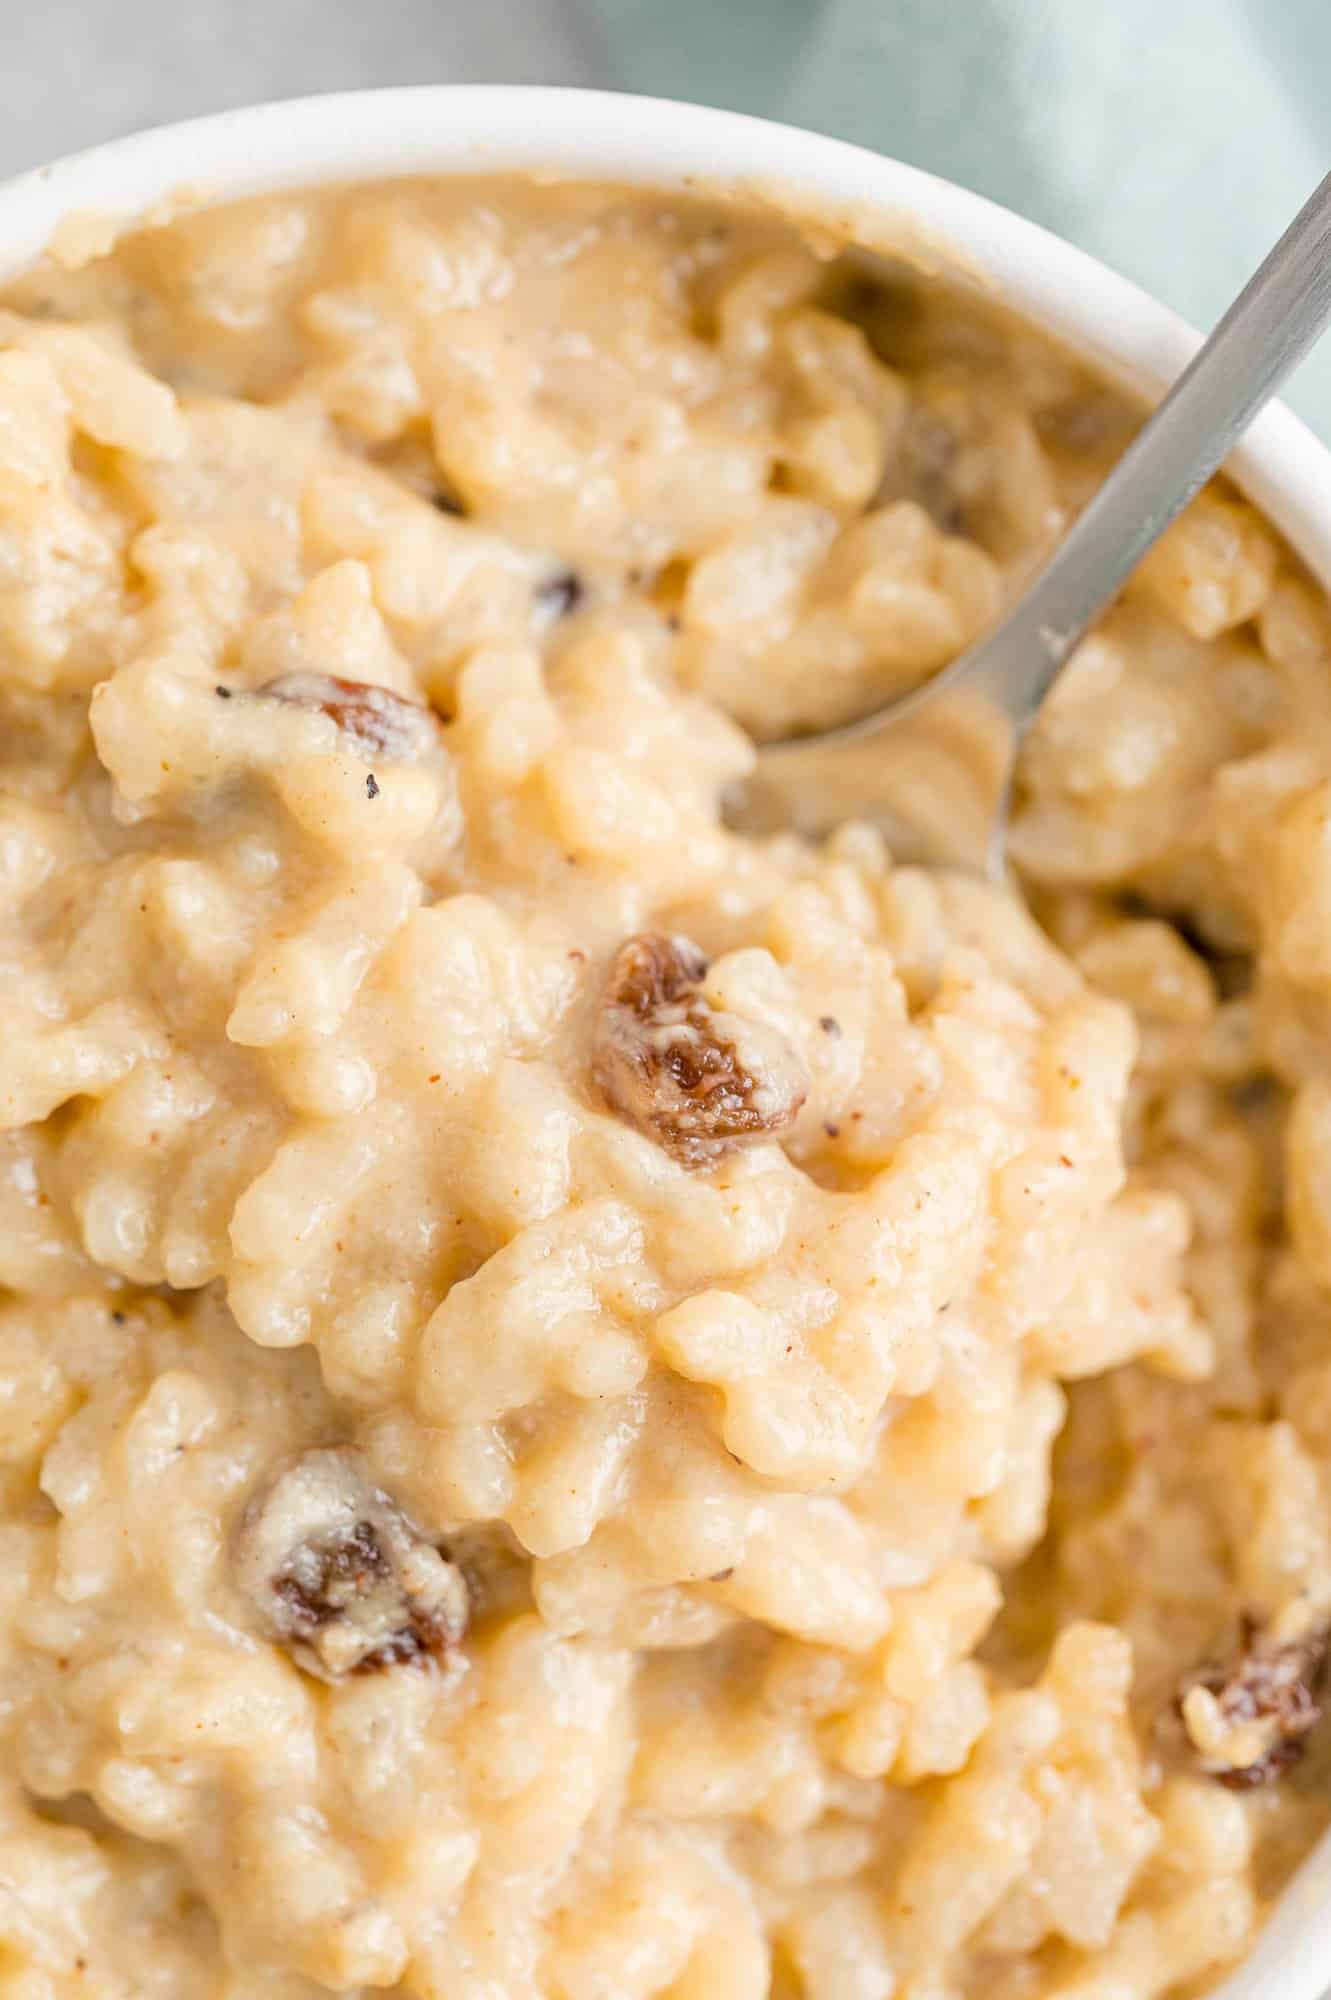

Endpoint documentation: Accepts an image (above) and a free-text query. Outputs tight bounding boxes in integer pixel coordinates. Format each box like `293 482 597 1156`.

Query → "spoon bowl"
726 635 1019 874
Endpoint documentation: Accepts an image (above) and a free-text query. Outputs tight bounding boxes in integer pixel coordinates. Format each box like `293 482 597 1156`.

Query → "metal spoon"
728 169 1331 875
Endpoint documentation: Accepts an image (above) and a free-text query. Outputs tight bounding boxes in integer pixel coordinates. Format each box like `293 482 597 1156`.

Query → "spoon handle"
968 166 1331 725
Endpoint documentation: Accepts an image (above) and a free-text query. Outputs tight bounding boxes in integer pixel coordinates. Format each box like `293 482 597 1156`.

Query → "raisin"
592 932 808 1169
1035 391 1135 457
257 673 441 764
1178 1613 1329 1788
828 263 923 369
534 569 586 623
233 1448 468 1682
432 480 467 518
894 404 966 533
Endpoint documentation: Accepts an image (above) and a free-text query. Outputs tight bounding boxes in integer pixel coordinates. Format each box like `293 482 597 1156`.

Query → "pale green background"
3 0 1329 429
593 0 1331 436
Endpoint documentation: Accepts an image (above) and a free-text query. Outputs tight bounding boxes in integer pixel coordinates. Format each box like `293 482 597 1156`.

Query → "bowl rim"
1 81 1328 2000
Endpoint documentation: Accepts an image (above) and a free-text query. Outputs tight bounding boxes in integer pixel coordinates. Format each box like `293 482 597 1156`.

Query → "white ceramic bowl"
1 83 1328 2000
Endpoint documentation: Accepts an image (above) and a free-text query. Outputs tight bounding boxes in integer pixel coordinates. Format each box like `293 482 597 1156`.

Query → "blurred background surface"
6 0 1331 433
